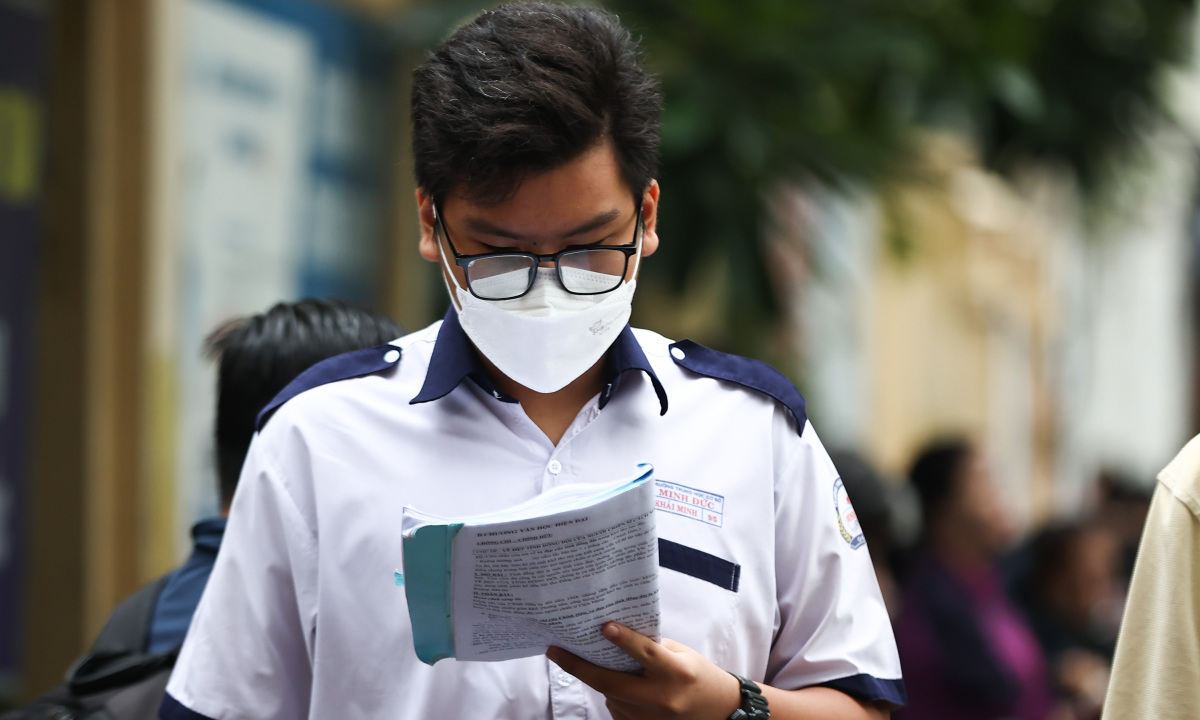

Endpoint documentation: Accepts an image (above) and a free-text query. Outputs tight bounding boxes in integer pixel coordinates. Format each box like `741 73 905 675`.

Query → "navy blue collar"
192 516 226 554
411 306 667 415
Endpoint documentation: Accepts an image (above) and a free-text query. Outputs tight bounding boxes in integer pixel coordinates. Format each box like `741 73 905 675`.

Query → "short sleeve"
1103 480 1200 720
162 440 318 720
765 419 906 708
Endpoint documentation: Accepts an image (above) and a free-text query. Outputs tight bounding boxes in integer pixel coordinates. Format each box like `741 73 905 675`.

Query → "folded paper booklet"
399 464 659 672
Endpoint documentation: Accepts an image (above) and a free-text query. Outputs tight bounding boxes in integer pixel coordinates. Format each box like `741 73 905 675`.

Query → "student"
161 5 904 720
147 298 406 652
2 299 403 720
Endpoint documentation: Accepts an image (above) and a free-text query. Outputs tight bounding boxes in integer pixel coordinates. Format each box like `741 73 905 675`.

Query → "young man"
161 5 904 720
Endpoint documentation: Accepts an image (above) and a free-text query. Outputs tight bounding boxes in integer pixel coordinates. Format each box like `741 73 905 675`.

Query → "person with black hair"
893 439 1051 720
2 299 403 720
162 5 903 720
145 299 405 654
1012 523 1120 720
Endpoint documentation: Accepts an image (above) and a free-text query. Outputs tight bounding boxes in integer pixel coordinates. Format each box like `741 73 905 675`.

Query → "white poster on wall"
175 0 316 548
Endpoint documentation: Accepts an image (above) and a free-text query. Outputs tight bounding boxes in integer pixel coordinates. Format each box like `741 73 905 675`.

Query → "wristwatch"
727 673 770 720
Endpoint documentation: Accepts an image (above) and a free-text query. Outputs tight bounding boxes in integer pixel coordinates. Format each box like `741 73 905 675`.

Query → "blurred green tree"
604 0 1194 355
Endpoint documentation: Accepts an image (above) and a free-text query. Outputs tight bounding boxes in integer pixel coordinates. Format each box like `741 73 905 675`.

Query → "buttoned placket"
540 397 602 485
547 654 589 719
486 384 614 717
502 392 604 717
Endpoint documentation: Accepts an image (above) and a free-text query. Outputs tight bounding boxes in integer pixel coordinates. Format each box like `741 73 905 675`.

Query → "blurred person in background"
1012 523 1122 720
147 298 405 652
828 449 903 620
1 298 404 720
1091 469 1152 587
893 438 1053 720
1102 435 1200 720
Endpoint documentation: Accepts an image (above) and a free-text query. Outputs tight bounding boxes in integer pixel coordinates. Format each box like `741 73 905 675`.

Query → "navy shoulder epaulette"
256 344 402 431
667 340 807 436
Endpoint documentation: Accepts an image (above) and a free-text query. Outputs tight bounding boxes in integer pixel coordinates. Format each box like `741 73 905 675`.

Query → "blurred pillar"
81 0 150 640
23 0 152 699
24 0 89 699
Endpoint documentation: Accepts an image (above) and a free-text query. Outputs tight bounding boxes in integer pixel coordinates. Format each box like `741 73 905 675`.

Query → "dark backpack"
2 575 177 720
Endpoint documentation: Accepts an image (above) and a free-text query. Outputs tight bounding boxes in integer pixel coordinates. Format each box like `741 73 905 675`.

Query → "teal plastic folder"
402 522 463 664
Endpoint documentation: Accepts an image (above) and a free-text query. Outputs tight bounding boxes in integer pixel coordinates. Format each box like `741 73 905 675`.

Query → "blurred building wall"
787 123 1197 527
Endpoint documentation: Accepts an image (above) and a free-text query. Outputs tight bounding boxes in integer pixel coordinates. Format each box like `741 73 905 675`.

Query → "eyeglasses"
433 201 643 301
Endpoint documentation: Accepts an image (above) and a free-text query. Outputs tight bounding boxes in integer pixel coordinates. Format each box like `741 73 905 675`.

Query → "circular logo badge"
833 478 865 550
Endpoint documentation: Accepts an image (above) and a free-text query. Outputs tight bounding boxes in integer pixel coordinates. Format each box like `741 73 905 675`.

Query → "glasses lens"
465 256 537 300
558 249 629 294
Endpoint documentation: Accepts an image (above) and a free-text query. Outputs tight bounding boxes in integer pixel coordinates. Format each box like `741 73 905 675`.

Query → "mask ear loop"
432 203 468 310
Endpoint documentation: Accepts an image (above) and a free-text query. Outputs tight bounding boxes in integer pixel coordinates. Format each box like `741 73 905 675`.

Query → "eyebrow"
462 208 623 240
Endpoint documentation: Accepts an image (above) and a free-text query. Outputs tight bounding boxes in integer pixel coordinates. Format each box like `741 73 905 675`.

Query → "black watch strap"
727 673 770 720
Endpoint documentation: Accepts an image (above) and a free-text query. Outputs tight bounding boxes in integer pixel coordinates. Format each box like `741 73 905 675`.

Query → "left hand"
547 622 742 720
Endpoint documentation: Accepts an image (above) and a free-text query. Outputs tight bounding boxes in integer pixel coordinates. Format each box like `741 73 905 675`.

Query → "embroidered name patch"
834 478 865 549
655 480 725 527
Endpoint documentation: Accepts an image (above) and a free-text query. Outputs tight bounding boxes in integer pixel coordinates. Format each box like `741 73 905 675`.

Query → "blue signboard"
171 0 400 534
0 0 47 690
226 0 399 305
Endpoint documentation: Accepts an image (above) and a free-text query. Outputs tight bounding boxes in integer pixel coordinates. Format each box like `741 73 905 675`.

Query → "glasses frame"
433 197 644 301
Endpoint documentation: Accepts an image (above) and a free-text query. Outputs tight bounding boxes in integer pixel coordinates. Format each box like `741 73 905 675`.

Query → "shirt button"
556 672 573 686
547 459 562 475
383 349 399 363
670 346 686 361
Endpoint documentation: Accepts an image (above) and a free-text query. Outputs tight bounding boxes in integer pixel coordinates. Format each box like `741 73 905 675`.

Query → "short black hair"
204 298 404 507
411 2 662 205
908 438 972 528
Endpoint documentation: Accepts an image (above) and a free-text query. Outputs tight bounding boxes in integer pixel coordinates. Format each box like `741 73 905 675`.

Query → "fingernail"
603 623 620 639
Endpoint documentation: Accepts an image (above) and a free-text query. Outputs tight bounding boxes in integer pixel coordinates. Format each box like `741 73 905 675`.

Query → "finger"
661 637 690 653
599 622 671 669
546 646 647 700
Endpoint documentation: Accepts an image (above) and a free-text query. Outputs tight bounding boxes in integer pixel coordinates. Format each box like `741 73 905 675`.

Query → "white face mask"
436 220 641 395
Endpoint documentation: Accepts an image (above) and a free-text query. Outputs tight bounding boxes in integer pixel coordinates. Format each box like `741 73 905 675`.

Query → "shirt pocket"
656 536 740 663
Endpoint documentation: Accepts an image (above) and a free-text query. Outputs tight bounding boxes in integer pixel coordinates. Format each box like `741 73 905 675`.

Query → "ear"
416 188 440 263
639 180 661 258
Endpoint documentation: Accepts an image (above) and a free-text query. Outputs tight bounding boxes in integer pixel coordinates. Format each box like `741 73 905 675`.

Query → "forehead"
443 140 633 230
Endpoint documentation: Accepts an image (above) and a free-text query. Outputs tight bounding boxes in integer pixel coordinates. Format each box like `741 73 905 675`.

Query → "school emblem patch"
833 478 865 549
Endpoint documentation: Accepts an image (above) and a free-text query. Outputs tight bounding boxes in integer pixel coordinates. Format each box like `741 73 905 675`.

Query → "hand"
546 622 742 720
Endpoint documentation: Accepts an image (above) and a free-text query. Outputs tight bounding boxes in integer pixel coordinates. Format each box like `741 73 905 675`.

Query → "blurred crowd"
834 443 1151 720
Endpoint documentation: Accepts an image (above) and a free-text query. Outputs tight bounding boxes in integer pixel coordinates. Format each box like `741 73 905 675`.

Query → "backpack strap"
66 575 176 697
89 574 171 655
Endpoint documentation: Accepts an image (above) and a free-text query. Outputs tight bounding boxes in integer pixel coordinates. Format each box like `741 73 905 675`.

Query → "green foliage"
605 0 1195 354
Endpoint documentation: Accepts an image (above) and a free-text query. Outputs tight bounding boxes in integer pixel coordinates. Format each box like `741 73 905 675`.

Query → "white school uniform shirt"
162 310 904 720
